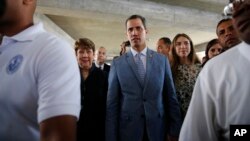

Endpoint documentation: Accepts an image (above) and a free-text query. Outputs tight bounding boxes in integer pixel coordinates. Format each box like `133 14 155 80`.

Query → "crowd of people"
1 0 250 141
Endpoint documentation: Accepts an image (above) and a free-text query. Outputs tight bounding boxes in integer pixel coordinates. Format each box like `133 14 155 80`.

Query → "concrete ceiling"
36 0 230 57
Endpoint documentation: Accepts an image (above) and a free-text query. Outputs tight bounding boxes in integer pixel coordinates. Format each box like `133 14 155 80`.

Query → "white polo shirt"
180 42 250 141
0 23 81 141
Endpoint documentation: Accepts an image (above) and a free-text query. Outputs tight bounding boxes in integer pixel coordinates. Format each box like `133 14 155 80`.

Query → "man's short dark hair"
125 15 147 29
159 37 171 45
216 18 232 35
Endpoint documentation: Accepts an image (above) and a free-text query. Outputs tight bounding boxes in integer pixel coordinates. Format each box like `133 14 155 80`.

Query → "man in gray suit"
106 15 182 141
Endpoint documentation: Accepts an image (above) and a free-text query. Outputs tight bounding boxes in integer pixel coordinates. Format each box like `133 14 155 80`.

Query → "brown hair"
74 38 95 53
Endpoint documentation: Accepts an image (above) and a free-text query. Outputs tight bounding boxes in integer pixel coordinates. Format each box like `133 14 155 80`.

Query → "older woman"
202 38 222 67
75 38 108 141
171 33 201 119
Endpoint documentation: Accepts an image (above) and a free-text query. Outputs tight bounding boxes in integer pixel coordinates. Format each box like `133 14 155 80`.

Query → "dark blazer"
106 48 182 141
103 63 110 74
94 63 110 74
77 65 108 141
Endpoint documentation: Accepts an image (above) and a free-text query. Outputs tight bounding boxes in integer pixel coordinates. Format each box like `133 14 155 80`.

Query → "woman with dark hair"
201 38 222 67
119 40 130 56
171 33 201 119
75 38 108 141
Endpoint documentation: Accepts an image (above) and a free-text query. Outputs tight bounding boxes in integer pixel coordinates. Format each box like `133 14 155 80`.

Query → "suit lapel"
126 51 144 87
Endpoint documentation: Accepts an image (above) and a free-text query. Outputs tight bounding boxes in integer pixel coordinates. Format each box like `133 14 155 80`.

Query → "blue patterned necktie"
135 53 145 82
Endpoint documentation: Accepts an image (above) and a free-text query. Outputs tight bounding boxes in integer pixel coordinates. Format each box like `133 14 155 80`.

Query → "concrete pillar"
34 13 75 46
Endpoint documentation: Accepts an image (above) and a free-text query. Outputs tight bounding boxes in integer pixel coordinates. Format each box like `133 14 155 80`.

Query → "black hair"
159 37 171 45
216 18 232 35
125 15 147 29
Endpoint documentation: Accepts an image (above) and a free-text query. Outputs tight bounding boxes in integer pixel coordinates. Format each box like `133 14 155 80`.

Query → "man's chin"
226 40 241 48
98 61 104 64
131 43 139 48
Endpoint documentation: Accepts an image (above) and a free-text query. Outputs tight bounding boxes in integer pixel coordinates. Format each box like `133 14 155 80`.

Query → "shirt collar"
95 61 104 68
0 36 16 47
130 46 147 57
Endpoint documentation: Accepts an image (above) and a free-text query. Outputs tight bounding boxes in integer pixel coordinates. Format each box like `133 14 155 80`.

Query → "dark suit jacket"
94 63 110 74
77 65 108 141
103 63 110 74
106 48 182 141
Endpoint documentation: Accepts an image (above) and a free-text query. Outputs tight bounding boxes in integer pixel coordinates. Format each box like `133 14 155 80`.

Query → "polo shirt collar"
9 23 45 42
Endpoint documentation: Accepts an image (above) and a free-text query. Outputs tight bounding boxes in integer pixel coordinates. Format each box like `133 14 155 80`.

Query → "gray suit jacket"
106 48 182 141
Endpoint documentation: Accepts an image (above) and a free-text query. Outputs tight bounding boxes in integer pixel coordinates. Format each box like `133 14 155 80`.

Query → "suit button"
143 99 146 102
141 115 145 118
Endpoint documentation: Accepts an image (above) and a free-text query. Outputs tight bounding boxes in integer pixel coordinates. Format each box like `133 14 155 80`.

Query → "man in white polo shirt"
0 0 81 141
180 0 250 141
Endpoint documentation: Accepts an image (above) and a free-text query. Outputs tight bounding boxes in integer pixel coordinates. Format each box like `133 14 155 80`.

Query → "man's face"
157 39 170 56
126 18 147 49
217 20 241 49
233 0 250 44
97 47 106 64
